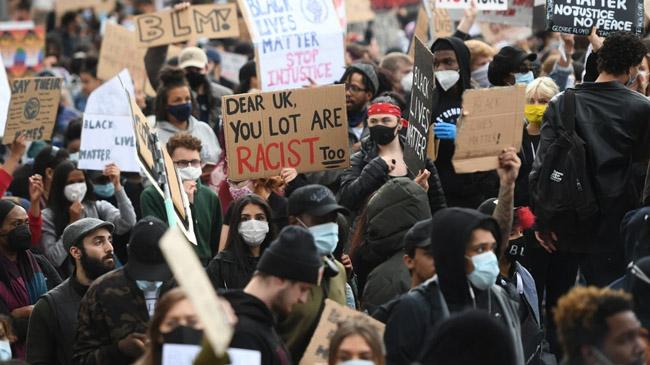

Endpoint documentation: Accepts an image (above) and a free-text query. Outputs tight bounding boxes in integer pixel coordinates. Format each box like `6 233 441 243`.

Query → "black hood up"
430 207 501 308
222 289 275 325
430 37 472 93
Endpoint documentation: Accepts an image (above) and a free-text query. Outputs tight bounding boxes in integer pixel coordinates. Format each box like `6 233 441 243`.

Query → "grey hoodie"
155 116 222 164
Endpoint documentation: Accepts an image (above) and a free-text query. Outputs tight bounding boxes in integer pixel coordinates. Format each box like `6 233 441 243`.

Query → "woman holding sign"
339 95 446 216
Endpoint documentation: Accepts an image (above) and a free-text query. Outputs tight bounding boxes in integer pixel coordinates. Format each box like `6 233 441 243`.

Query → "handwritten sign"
405 37 435 173
223 85 350 180
0 22 45 77
299 299 385 365
3 77 62 144
446 0 534 27
452 85 525 173
0 58 9 136
347 0 376 23
55 0 116 18
135 4 239 48
219 51 249 84
437 0 508 10
79 70 139 172
160 225 233 357
238 0 345 91
546 0 644 35
97 23 152 96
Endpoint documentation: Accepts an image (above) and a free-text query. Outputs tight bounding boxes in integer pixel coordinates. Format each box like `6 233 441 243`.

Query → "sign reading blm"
546 0 644 36
405 37 435 174
223 85 350 180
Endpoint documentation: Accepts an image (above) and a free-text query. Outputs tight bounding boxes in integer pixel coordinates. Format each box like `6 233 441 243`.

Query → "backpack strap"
561 88 576 133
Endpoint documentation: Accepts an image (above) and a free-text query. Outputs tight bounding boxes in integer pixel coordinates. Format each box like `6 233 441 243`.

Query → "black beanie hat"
0 200 16 226
257 226 322 285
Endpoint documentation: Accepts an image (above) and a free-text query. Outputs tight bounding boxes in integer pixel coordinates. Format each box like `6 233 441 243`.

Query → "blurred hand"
434 122 457 140
69 201 84 223
341 254 353 279
535 231 558 253
173 1 190 11
380 156 396 173
103 163 122 190
496 147 521 186
280 168 298 183
588 26 604 52
183 180 197 203
11 305 33 318
9 132 27 162
28 174 44 204
118 333 147 358
414 169 430 192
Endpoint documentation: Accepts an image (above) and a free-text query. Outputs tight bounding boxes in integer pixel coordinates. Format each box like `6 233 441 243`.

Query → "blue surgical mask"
307 222 339 256
339 360 375 365
514 71 534 85
466 251 499 290
0 340 11 361
167 103 192 122
93 183 115 198
136 280 163 292
471 63 491 88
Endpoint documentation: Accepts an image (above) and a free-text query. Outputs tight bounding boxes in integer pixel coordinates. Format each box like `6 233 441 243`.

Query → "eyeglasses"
345 84 367 93
173 159 201 168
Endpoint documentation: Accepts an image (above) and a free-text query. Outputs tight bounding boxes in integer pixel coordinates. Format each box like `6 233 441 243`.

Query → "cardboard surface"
159 225 233 357
436 0 508 10
3 77 62 144
405 37 435 173
433 8 454 38
135 5 239 48
97 23 152 95
238 0 345 91
452 85 525 173
223 84 350 180
408 5 430 58
346 0 376 23
546 0 644 35
0 58 9 136
299 299 385 365
55 0 116 18
0 23 45 77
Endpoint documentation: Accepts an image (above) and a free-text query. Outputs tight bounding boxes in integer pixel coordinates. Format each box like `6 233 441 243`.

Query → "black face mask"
5 224 31 252
185 72 205 90
369 125 398 145
506 236 527 261
162 325 203 345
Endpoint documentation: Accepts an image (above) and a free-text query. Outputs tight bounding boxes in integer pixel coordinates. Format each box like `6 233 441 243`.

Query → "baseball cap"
404 218 433 254
125 216 172 281
179 47 208 70
495 46 536 72
62 218 115 252
288 184 349 217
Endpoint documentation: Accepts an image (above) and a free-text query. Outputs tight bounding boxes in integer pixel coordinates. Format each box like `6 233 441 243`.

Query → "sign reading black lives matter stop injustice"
404 37 435 174
546 0 644 36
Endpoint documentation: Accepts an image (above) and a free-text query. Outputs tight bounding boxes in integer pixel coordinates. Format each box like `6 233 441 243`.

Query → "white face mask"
68 152 80 161
64 182 87 203
435 70 460 92
238 219 269 247
0 339 11 361
401 70 414 93
471 63 491 88
178 166 202 181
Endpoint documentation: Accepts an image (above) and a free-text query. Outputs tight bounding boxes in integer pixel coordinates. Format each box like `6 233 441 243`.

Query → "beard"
270 286 294 318
80 250 115 280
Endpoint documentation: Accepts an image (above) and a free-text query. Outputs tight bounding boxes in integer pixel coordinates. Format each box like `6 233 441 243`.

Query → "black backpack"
530 88 599 241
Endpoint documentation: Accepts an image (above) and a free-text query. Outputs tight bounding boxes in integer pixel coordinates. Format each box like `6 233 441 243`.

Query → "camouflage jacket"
72 267 149 365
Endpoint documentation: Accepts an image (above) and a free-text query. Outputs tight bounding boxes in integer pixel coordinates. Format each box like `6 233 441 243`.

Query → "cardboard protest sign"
299 299 385 365
55 0 116 18
219 50 249 84
405 37 435 173
0 22 45 77
452 85 525 173
409 5 430 58
436 0 508 10
447 0 534 27
135 4 239 48
3 77 62 144
223 84 350 180
160 225 233 356
0 58 9 136
238 0 345 91
346 0 376 23
333 0 347 30
79 69 140 172
433 8 454 38
546 0 644 35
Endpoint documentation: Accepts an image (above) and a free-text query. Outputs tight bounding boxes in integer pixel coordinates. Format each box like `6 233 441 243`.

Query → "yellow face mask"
524 104 547 126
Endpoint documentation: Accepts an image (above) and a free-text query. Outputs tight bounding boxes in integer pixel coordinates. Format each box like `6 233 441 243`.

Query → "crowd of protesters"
0 0 649 365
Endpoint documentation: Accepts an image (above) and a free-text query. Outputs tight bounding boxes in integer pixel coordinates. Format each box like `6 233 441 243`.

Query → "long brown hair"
136 288 188 365
327 319 385 365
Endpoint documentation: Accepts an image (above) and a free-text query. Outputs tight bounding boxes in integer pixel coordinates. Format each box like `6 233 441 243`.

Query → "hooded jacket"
430 37 499 208
154 116 222 165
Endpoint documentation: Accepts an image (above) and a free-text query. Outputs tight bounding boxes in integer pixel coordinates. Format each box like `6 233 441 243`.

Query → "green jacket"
140 182 222 263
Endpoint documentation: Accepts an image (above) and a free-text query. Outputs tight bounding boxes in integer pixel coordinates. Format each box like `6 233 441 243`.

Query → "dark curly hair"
597 32 647 76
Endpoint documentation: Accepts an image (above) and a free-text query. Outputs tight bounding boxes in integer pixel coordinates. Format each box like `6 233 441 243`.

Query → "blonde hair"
525 77 560 104
465 40 496 62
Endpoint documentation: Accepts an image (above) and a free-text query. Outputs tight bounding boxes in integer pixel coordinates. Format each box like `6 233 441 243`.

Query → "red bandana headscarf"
367 103 409 128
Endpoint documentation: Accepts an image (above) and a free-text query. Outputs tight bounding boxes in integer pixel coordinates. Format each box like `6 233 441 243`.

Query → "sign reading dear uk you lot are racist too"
223 85 350 180
546 0 644 36
3 77 62 144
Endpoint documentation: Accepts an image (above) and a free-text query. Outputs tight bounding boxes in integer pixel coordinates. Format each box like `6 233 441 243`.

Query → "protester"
339 95 446 215
9 145 69 203
401 219 435 289
73 56 101 112
0 315 16 361
72 217 172 364
0 200 61 360
41 161 136 274
207 195 275 290
340 63 379 151
195 226 322 365
153 67 221 166
487 46 537 87
328 319 385 365
235 60 258 94
379 53 413 94
555 286 646 365
26 218 116 365
465 39 496 88
140 132 221 265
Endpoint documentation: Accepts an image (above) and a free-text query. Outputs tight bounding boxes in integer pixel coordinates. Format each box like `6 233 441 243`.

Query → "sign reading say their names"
546 0 644 35
299 299 385 365
3 77 62 144
452 85 525 173
436 0 508 10
405 37 435 173
135 4 239 48
223 85 350 180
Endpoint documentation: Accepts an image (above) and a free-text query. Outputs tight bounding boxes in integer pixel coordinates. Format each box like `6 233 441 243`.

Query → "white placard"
436 0 508 10
219 51 248 84
228 348 262 365
162 344 201 365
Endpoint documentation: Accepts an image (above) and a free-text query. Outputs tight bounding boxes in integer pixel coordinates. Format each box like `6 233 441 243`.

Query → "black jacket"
339 136 446 215
222 290 291 365
531 82 650 253
515 125 540 207
206 250 259 290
